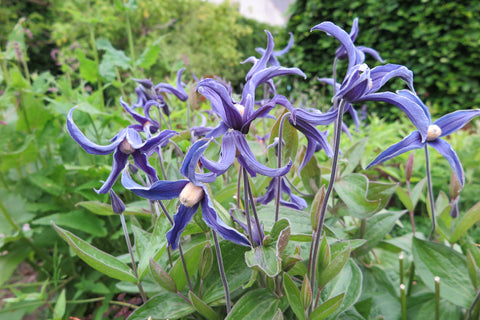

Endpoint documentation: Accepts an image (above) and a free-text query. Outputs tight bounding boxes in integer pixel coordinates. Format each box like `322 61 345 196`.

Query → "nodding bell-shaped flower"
367 90 480 189
66 107 177 194
121 139 250 250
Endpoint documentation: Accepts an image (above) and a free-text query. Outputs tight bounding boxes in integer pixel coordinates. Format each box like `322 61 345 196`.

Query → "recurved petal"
166 203 200 249
428 138 465 187
369 64 414 93
201 191 250 246
121 170 188 200
245 30 275 81
311 21 357 71
433 109 480 137
155 68 188 101
200 133 236 176
274 32 294 57
95 149 130 194
357 91 430 141
317 78 341 92
234 131 292 177
132 152 158 182
367 131 424 168
357 46 385 63
139 130 177 153
180 140 217 184
67 107 123 155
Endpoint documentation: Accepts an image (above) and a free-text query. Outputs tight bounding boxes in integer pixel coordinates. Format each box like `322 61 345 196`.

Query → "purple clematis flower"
196 31 306 177
67 107 177 194
255 32 294 67
133 68 188 116
121 139 250 249
367 90 480 187
313 21 430 141
334 18 384 65
256 177 307 210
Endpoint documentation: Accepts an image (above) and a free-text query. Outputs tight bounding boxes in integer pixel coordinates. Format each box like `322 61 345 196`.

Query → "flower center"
179 182 205 207
426 124 442 141
234 104 245 116
119 138 136 154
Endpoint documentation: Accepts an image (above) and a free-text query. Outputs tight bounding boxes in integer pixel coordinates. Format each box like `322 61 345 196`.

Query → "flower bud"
179 182 204 207
301 275 312 310
198 244 213 279
405 152 414 183
426 124 442 141
109 190 125 214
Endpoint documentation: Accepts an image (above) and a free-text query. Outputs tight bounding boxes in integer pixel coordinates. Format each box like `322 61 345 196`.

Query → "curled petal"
132 152 158 182
357 46 385 63
201 133 236 176
367 131 424 168
291 107 338 126
125 128 144 149
181 139 217 184
121 170 188 200
428 138 465 187
67 107 123 155
245 30 275 81
311 21 357 71
120 97 152 128
166 204 200 249
357 91 430 141
318 77 341 92
201 190 250 246
369 64 414 93
434 109 480 137
95 149 129 194
241 96 278 133
275 32 295 57
139 130 177 153
233 132 292 177
205 121 229 139
155 68 188 101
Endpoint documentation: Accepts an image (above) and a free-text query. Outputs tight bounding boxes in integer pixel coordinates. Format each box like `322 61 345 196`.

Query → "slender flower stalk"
212 232 232 313
309 99 346 307
435 276 440 320
425 145 437 239
275 112 292 222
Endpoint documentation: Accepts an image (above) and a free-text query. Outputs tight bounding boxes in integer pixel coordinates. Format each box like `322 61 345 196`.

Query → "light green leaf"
188 291 217 320
76 200 151 217
334 174 380 216
396 187 413 212
268 109 298 167
341 138 367 176
34 210 107 237
450 201 480 243
53 223 136 282
136 44 161 69
53 289 66 320
283 274 306 320
412 237 475 308
225 289 280 320
310 293 345 320
77 50 98 83
245 245 280 277
128 291 194 320
318 246 351 289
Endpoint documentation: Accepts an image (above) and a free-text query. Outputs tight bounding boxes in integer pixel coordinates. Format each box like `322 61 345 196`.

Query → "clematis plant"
67 107 177 193
367 90 480 188
121 139 250 250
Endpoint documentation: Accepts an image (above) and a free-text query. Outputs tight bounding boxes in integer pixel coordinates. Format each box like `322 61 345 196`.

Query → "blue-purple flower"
254 32 294 67
334 18 384 65
256 177 307 210
67 107 177 194
121 139 250 249
196 31 306 177
367 90 480 187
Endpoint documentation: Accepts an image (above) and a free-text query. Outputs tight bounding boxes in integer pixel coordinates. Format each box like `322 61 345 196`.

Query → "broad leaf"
128 291 194 320
245 245 280 277
310 293 345 320
450 201 480 243
283 274 306 320
225 289 280 320
33 210 107 237
334 174 380 216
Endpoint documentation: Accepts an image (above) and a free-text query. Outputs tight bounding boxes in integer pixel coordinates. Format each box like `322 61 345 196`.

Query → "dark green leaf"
128 291 194 320
149 258 177 293
188 291 217 320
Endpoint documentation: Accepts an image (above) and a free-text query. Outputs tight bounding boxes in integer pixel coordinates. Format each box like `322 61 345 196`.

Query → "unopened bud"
426 124 442 141
198 244 214 279
119 138 135 154
179 182 204 207
301 275 312 310
405 153 414 183
449 172 462 200
109 190 125 214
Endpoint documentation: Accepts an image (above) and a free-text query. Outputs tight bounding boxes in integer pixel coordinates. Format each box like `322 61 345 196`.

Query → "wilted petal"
95 149 129 194
201 133 236 176
180 139 217 184
311 21 357 71
428 138 465 187
67 107 123 155
166 203 200 249
121 170 188 200
201 191 250 246
434 109 480 137
367 131 424 168
357 91 430 141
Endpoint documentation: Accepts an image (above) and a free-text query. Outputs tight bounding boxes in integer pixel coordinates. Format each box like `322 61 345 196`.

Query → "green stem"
467 288 480 320
400 284 407 320
435 276 440 320
125 12 136 65
425 145 436 240
274 112 291 223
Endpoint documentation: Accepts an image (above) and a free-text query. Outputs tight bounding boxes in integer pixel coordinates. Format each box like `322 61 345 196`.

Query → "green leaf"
76 200 151 217
257 204 313 240
149 258 177 293
412 237 475 308
170 241 205 291
310 293 345 320
28 174 64 196
355 211 405 256
136 44 161 69
225 289 280 320
366 181 398 213
300 150 321 194
128 291 194 320
466 249 479 290
283 274 306 320
411 177 427 208
245 245 280 277
318 245 351 289
0 245 31 286
77 50 98 83
0 135 37 171
33 210 107 237
396 187 413 212
53 223 136 282
53 289 66 320
334 174 380 216
268 109 298 167
341 138 367 176
450 201 480 243
188 291 217 320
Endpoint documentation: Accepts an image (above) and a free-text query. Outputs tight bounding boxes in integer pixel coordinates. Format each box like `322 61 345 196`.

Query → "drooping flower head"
367 90 480 188
121 139 250 249
256 176 307 211
67 107 177 194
